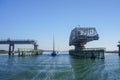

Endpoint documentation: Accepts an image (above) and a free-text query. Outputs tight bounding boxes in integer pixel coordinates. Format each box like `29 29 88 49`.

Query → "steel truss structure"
69 27 99 50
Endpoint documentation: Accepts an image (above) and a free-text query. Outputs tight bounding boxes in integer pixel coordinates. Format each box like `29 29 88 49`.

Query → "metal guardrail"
70 48 105 51
0 40 35 44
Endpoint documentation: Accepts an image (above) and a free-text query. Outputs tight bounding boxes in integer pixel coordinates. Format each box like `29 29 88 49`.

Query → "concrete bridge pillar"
8 44 14 55
75 43 85 51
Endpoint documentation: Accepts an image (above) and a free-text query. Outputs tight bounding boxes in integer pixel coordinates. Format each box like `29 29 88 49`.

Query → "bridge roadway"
0 40 35 44
0 39 38 55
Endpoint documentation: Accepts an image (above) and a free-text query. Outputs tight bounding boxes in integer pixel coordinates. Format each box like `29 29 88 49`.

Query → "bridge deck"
0 40 35 44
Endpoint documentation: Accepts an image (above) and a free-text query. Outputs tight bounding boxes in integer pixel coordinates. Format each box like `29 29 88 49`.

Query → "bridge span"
0 39 38 55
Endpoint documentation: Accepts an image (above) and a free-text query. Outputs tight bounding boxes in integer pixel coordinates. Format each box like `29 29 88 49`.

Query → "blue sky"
0 0 120 51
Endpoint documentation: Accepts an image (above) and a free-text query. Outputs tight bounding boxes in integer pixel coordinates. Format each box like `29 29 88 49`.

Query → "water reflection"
69 56 106 80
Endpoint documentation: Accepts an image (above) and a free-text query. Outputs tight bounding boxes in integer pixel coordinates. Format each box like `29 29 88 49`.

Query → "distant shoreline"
0 50 8 54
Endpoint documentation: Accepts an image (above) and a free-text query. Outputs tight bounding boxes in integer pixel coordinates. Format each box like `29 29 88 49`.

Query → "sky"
0 0 120 51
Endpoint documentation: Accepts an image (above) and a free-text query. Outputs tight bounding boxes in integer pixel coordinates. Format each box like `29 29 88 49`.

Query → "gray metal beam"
0 40 35 44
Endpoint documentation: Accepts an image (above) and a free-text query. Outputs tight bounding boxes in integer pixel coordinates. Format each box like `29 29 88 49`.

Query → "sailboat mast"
51 34 57 56
53 35 55 52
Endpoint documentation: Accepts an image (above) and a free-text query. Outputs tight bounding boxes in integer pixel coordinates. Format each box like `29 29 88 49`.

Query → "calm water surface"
0 52 120 80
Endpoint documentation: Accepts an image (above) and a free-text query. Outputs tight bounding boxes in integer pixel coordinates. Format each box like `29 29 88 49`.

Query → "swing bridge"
69 27 105 59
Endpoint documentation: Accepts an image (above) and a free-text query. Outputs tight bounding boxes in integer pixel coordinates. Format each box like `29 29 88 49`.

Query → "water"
0 52 120 80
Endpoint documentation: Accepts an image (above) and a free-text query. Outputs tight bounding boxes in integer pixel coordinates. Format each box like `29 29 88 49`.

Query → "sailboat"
51 35 57 56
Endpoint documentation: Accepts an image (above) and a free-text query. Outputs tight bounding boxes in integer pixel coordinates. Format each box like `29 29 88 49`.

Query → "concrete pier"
69 48 105 59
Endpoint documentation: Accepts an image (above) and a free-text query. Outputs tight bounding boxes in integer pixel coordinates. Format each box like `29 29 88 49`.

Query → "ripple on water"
0 53 120 80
